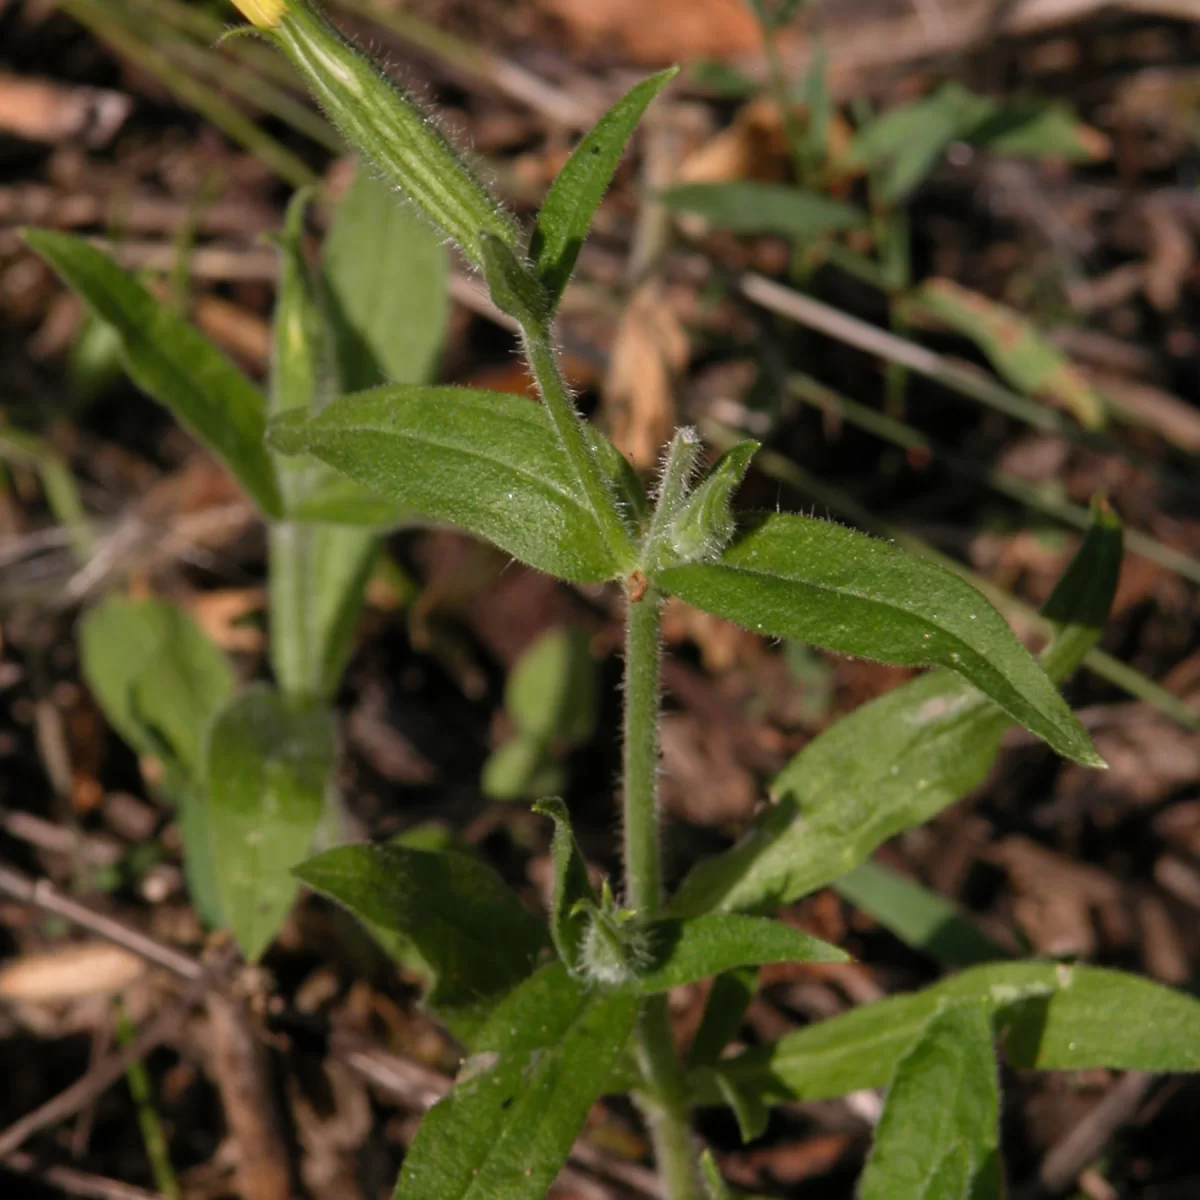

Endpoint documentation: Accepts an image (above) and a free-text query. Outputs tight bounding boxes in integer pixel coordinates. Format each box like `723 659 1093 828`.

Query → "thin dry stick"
0 865 205 982
0 974 209 1159
1023 1072 1157 1198
738 272 1200 504
205 992 293 1200
3 1150 164 1200
334 1034 663 1198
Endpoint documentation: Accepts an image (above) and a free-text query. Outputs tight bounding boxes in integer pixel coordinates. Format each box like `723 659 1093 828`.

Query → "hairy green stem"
622 585 664 915
636 998 704 1200
622 584 703 1198
523 326 634 565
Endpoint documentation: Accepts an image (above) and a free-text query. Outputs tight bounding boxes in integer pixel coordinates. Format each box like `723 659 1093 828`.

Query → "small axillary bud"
228 0 287 27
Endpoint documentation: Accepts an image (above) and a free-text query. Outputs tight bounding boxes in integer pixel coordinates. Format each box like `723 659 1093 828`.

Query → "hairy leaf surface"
860 1003 1001 1200
709 963 1200 1106
268 386 622 581
660 513 1101 763
630 914 846 994
531 69 677 305
396 963 637 1200
295 843 550 1040
670 503 1121 916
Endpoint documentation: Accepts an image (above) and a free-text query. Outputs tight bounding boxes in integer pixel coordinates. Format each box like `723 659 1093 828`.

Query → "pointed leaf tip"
660 511 1103 767
531 68 679 307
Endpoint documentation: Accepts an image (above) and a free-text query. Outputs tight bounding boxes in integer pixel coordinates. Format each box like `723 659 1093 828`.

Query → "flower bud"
263 1 518 267
227 0 286 28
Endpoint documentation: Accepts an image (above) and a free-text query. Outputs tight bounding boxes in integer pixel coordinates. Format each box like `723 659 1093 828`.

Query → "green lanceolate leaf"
709 962 1200 1107
845 82 995 204
860 1002 1001 1200
294 842 550 1040
835 862 1010 968
396 962 638 1200
479 233 551 327
207 687 335 961
266 2 518 268
507 628 599 744
267 385 623 582
711 1070 769 1143
22 230 282 517
81 596 235 928
531 68 678 306
80 596 235 778
909 279 1105 429
322 165 448 391
661 182 864 239
629 914 846 994
669 501 1122 917
533 798 597 973
658 512 1101 766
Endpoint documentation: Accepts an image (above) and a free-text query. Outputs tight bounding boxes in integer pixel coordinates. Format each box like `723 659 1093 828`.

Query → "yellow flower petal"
228 0 286 29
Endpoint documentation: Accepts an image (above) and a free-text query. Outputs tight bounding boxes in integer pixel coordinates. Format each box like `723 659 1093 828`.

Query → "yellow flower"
228 0 286 29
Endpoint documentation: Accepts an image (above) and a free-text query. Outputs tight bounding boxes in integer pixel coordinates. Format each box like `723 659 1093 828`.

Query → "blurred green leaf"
662 182 864 239
207 687 334 961
0 426 92 562
481 734 564 802
845 82 1105 204
909 279 1106 429
659 512 1101 768
531 68 677 306
846 82 993 203
860 1002 1001 1200
688 60 757 98
711 1069 769 1143
268 386 623 582
744 0 806 32
670 501 1121 917
709 962 1200 1106
688 967 757 1070
322 165 448 392
396 962 637 1200
268 190 378 698
967 101 1107 161
507 628 599 744
81 596 234 777
80 596 234 928
295 842 550 1041
835 862 1010 968
68 309 125 405
23 230 282 517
